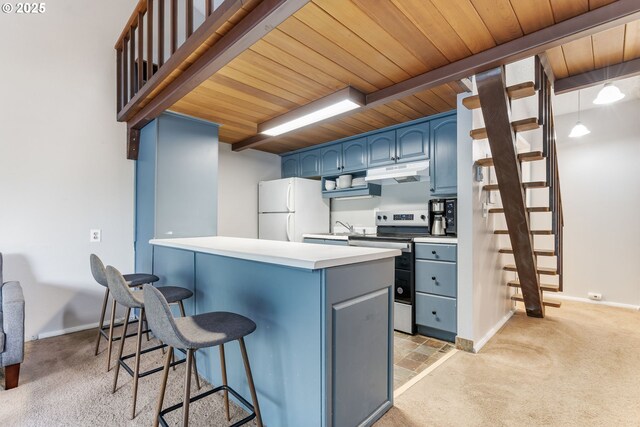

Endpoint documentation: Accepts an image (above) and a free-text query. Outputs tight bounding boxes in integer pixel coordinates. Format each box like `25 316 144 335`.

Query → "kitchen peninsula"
149 236 400 427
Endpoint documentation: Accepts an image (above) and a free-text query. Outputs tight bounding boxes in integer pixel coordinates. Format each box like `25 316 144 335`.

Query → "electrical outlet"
588 292 602 301
90 229 101 243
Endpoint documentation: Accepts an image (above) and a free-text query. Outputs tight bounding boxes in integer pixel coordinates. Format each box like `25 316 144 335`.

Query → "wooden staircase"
466 57 564 318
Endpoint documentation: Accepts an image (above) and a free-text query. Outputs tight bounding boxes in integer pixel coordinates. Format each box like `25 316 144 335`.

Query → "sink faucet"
335 220 354 233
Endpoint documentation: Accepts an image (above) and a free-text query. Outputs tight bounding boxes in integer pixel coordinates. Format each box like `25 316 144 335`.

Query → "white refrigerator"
258 178 330 242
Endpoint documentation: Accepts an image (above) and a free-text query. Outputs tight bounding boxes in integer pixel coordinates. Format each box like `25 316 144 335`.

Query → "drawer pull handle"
432 311 437 315
431 276 436 280
432 250 436 255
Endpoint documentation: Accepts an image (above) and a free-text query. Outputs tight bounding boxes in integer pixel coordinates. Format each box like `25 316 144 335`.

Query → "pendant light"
593 82 625 105
569 90 590 138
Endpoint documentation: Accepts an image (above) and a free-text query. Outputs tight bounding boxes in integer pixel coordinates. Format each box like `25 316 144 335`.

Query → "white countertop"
413 236 458 244
150 236 400 270
303 233 349 241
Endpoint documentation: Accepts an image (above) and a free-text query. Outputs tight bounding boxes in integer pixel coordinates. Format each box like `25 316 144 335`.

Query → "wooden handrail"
115 0 147 49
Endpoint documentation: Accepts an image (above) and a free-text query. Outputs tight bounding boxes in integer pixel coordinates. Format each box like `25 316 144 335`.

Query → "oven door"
395 269 413 304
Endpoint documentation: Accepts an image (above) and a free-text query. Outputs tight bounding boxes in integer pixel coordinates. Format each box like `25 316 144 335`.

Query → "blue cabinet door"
367 130 396 167
299 149 321 177
282 154 299 178
430 115 457 196
320 145 343 176
341 137 367 172
396 122 429 163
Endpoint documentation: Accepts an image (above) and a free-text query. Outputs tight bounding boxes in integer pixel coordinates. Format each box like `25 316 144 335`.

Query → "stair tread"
470 117 539 140
489 207 550 213
463 82 536 110
511 294 562 308
483 181 548 191
476 151 544 167
503 264 558 275
499 248 556 256
494 229 554 235
508 280 560 292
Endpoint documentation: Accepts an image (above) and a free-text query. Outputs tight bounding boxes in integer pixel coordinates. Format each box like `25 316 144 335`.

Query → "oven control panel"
376 210 429 226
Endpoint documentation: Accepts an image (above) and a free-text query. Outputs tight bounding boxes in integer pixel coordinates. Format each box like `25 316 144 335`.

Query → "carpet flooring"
0 325 255 426
376 301 640 426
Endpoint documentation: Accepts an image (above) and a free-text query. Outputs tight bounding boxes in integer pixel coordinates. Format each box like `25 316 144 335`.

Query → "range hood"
365 160 430 185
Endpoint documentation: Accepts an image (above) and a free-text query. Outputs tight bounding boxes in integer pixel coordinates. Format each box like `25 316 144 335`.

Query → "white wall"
0 1 137 339
552 100 640 307
217 143 281 238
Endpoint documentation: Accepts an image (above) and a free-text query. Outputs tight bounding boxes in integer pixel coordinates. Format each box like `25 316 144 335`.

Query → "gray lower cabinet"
415 242 457 341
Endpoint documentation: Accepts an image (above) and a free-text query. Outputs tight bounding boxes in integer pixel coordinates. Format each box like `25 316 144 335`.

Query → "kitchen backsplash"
330 181 429 229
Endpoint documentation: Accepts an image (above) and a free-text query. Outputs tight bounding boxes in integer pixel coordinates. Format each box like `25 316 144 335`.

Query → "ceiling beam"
554 57 640 94
127 0 311 130
366 0 640 106
233 0 640 152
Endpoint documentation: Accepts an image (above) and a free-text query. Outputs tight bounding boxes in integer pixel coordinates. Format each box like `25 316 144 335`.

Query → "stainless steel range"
348 209 429 335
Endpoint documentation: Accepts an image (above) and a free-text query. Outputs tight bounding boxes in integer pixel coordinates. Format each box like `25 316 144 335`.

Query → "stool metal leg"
106 299 117 371
219 344 230 421
131 307 145 419
112 307 131 393
239 337 263 427
154 346 173 427
94 288 110 356
183 348 193 427
178 301 201 390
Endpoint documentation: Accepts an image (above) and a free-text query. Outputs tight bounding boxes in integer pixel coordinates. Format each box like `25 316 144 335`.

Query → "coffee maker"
429 199 446 236
429 198 457 236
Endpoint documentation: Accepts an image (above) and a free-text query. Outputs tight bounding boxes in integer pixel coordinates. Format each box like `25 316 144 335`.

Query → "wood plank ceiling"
546 19 640 79
166 0 619 154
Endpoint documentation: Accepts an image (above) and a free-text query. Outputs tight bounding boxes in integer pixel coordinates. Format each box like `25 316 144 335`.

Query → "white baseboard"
553 294 640 311
34 316 134 341
473 309 515 353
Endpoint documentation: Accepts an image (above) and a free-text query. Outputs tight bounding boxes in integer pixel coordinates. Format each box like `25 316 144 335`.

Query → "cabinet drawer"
415 243 456 261
415 293 457 333
415 260 457 297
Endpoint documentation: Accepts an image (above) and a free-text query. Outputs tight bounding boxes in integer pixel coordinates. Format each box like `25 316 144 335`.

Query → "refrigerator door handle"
286 213 293 241
286 182 293 212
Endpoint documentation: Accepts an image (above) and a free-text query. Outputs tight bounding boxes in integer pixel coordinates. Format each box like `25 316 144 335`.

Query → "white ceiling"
552 75 640 117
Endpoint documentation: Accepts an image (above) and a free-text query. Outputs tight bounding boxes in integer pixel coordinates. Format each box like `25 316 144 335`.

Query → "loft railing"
114 0 227 119
536 55 564 292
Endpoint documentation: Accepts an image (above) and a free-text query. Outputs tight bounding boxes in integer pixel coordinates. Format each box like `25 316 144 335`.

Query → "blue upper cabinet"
341 138 367 173
430 115 457 196
299 148 321 177
282 154 299 178
367 130 396 167
321 145 343 175
396 122 429 163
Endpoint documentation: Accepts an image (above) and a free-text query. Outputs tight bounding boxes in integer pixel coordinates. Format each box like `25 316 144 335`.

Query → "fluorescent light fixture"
569 90 590 138
259 87 365 137
593 83 625 105
569 121 590 138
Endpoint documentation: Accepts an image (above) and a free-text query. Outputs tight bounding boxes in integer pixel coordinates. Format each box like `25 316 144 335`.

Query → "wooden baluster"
205 0 212 17
129 28 135 95
171 0 177 54
147 0 154 80
116 47 123 111
186 0 194 37
122 36 129 104
138 11 144 89
158 0 164 67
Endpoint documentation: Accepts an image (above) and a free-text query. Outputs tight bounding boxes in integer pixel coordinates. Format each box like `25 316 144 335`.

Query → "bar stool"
105 265 200 419
90 254 159 370
143 284 263 427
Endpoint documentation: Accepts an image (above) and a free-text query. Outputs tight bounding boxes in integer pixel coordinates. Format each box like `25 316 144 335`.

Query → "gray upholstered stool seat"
171 312 256 349
124 273 160 287
131 286 193 306
144 284 263 427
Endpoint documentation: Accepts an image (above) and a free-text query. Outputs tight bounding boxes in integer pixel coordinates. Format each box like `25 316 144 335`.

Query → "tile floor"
393 331 455 390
